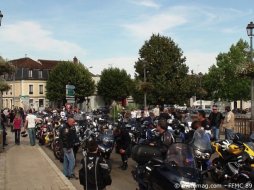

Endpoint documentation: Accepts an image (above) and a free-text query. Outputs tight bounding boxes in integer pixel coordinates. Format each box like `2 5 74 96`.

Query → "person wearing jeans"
59 117 78 179
208 105 224 141
24 109 39 146
223 106 235 140
63 148 75 178
13 112 22 145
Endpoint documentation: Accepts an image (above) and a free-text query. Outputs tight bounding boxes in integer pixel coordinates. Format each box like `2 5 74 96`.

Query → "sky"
0 0 254 77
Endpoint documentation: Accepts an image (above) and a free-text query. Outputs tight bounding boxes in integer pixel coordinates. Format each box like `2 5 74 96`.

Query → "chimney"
73 56 78 64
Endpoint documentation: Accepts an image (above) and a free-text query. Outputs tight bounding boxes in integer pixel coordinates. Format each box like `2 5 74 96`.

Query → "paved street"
41 144 138 190
0 128 76 190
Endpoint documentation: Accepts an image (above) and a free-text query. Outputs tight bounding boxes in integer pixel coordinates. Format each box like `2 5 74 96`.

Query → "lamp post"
247 21 254 132
0 10 3 152
143 61 147 109
0 11 3 26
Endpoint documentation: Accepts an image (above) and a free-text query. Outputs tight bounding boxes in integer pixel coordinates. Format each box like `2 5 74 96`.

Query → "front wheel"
210 157 224 183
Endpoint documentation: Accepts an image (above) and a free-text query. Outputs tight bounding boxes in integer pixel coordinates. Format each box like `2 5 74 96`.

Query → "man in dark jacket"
79 140 112 190
59 117 78 179
114 127 131 170
208 105 224 141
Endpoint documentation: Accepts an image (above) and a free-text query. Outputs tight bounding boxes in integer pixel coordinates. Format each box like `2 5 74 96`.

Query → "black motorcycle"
132 143 203 190
97 125 115 159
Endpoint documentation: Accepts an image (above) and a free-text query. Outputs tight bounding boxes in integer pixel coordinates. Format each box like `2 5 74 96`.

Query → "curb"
38 147 77 190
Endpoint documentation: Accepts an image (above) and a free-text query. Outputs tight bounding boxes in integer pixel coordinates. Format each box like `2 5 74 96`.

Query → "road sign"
66 84 75 98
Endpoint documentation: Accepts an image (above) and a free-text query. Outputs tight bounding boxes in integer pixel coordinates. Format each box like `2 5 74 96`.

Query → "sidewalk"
0 128 77 190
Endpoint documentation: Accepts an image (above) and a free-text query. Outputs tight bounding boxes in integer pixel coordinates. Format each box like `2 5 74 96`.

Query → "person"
114 127 131 170
223 106 235 140
153 105 160 117
79 140 112 190
9 110 15 132
24 109 40 146
13 112 22 145
208 105 224 141
159 108 171 120
1 109 8 146
188 120 212 173
151 118 174 158
59 117 78 179
197 110 212 139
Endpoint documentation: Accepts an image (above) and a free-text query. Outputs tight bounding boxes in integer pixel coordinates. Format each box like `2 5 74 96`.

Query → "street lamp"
247 21 254 132
143 61 147 109
0 11 3 26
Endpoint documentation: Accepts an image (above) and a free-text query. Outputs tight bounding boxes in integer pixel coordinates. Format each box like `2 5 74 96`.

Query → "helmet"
21 131 28 137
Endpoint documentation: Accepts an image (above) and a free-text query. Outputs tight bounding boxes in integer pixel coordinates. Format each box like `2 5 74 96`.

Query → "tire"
210 157 224 183
53 140 62 161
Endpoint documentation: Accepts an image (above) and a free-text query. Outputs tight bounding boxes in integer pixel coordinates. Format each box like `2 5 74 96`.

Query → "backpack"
79 155 112 189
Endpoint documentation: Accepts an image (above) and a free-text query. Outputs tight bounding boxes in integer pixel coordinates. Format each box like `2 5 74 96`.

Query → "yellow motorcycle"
210 136 254 186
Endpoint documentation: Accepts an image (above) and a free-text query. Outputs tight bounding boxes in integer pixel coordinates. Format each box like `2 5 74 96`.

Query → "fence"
220 116 253 136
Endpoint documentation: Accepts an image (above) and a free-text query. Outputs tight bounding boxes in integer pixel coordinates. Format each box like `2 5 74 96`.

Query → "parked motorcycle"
97 124 115 159
210 134 254 188
132 143 203 190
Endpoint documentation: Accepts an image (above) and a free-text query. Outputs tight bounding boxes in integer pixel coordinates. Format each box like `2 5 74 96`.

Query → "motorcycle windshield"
165 143 196 168
192 130 212 152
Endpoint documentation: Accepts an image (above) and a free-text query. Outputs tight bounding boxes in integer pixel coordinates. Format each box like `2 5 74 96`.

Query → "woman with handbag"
13 112 22 145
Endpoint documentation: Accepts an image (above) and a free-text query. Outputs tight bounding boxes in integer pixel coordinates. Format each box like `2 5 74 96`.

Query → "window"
29 85 33 94
39 85 43 94
28 69 33 78
38 70 43 78
9 85 12 95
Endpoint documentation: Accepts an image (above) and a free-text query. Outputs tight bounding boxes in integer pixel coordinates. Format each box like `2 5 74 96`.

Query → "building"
2 57 105 111
2 57 60 110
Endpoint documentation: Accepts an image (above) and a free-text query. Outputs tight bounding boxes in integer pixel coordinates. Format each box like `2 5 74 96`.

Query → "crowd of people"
0 103 237 190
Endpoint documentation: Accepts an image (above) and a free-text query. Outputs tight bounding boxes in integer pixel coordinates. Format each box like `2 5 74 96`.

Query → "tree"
133 34 189 106
46 61 95 106
0 56 14 110
97 67 133 105
203 39 250 104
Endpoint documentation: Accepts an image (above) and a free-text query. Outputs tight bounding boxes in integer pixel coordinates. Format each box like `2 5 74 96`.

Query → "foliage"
97 67 133 105
203 39 250 101
46 61 95 105
133 34 190 106
0 56 13 92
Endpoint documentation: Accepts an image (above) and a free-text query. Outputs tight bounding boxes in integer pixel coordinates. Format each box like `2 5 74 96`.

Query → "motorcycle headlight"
194 150 202 159
202 153 211 160
103 137 110 144
179 181 196 190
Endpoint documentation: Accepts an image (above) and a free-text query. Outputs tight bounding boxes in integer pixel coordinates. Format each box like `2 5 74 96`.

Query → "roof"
38 59 62 69
10 57 42 69
9 57 62 70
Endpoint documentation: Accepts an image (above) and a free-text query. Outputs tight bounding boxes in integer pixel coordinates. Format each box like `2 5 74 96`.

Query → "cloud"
122 13 186 39
185 51 217 74
0 21 86 60
130 0 160 8
86 56 137 78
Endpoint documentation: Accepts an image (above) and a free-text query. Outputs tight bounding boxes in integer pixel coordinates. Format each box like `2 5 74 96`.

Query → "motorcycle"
210 135 254 188
52 122 64 162
132 143 203 190
191 129 213 175
97 124 115 159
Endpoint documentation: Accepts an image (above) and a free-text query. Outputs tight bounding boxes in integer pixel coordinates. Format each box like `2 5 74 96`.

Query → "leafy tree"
203 39 250 103
0 56 14 92
46 61 95 106
133 34 190 106
97 67 133 105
